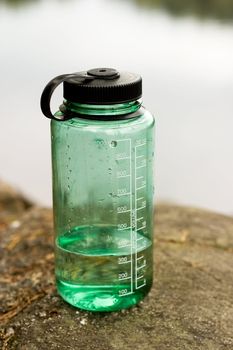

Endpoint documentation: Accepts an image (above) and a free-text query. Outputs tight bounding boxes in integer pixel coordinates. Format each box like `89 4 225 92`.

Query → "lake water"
0 0 233 214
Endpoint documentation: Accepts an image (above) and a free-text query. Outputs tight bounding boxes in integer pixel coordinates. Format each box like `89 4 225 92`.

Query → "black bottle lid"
64 68 142 104
40 68 142 120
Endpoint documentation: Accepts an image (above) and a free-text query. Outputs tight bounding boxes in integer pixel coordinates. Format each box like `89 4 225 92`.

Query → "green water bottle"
40 68 155 312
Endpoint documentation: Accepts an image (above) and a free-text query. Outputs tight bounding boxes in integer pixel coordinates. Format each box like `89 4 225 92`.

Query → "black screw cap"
63 68 142 104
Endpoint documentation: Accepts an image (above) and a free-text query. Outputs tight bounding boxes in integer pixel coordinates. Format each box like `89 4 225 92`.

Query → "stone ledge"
0 183 232 349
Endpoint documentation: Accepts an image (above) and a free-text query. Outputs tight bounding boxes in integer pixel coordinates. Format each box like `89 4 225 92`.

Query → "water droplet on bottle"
67 185 70 191
109 192 117 198
111 141 117 148
95 138 105 149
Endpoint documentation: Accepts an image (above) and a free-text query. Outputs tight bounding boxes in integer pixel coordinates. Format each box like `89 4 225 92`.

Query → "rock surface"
0 183 233 349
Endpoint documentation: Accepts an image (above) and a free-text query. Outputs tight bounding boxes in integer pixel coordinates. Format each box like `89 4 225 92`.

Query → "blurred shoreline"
1 0 233 214
1 0 233 22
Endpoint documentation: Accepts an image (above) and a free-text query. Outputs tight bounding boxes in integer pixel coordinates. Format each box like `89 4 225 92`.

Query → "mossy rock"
0 183 233 349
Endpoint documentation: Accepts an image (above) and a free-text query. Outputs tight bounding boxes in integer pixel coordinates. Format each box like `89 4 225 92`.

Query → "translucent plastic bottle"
40 68 155 312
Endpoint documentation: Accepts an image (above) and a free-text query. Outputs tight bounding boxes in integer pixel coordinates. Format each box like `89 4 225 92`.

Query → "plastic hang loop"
40 73 94 121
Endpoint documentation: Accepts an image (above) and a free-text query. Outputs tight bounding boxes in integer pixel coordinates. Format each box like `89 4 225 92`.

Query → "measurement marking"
137 264 146 270
129 138 133 294
118 260 132 265
137 236 144 241
136 185 146 190
119 244 132 249
137 256 144 261
137 225 146 231
119 276 131 281
136 165 146 169
135 141 147 290
136 142 147 147
115 139 133 294
136 206 146 211
116 139 132 142
118 226 132 231
119 291 133 297
117 174 130 178
117 157 130 160
117 192 131 197
137 275 144 280
134 144 138 289
136 282 146 289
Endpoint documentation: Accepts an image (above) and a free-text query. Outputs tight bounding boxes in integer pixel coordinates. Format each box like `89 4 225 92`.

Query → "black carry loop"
40 68 143 121
40 73 95 121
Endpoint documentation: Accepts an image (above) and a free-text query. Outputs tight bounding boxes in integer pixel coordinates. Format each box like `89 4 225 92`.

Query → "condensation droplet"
95 138 106 150
111 141 117 148
109 192 117 198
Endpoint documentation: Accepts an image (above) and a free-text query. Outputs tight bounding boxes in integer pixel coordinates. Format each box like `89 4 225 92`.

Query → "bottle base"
56 279 151 312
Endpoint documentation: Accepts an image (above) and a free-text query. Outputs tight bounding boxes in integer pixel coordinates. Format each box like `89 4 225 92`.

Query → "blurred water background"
0 0 233 214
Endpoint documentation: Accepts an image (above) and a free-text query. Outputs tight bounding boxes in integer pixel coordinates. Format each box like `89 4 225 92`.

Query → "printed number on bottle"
119 289 128 296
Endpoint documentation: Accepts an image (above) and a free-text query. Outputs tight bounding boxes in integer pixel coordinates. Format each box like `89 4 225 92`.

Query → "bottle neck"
63 99 142 117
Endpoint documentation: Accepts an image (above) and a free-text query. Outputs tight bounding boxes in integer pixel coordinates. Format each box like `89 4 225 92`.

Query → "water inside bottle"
55 225 152 311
